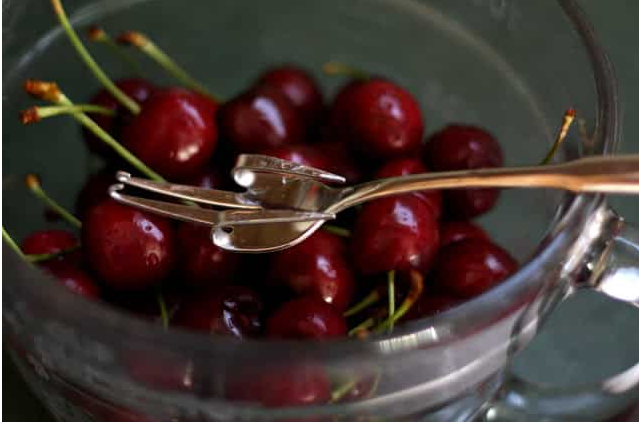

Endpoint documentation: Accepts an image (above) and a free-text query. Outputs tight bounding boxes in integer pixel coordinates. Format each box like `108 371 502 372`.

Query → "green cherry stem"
322 224 351 238
329 379 357 403
540 108 575 165
23 80 164 182
20 104 114 124
157 292 169 329
348 317 376 337
2 227 29 261
387 270 396 332
344 287 382 317
322 61 370 81
117 31 218 102
373 270 424 334
25 174 82 229
50 0 140 114
87 26 141 75
27 245 82 263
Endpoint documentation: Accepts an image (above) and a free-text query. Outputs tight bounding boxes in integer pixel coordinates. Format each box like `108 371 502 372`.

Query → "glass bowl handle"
484 208 639 421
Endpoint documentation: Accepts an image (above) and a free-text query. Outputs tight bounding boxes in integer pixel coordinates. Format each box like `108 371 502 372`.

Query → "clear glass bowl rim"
2 0 619 359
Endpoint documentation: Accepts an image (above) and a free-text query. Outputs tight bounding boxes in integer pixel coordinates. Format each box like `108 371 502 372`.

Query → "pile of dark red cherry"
16 16 518 344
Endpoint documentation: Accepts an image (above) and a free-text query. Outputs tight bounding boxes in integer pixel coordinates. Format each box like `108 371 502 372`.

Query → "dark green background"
4 0 638 420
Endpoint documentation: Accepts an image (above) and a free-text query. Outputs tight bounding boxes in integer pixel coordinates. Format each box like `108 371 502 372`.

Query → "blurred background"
3 0 638 420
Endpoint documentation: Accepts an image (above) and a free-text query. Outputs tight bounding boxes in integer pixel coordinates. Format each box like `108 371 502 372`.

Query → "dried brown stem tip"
87 25 106 41
25 174 42 190
19 108 40 125
117 31 148 47
23 80 61 102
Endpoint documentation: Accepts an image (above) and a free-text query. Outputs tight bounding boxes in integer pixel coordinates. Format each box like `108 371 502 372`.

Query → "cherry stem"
344 287 382 317
27 245 82 263
322 224 351 238
322 61 370 80
87 26 141 75
50 0 140 115
373 270 424 334
329 379 357 403
2 227 29 262
20 104 114 125
117 31 218 102
25 174 82 229
23 80 165 182
540 108 576 165
157 293 169 329
387 270 396 332
348 317 376 337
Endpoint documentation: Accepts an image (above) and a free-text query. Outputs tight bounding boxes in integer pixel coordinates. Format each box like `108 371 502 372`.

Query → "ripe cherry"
105 288 183 322
185 167 228 190
43 262 100 300
326 79 364 143
440 220 489 248
267 296 348 339
82 199 176 290
317 140 365 184
176 223 241 288
334 79 424 161
424 125 503 218
21 229 81 264
351 195 440 276
75 169 114 218
84 78 156 158
269 230 355 311
374 157 442 220
226 364 330 409
256 65 324 128
124 349 196 393
122 88 218 181
218 85 304 153
432 239 517 298
263 144 331 171
174 285 263 338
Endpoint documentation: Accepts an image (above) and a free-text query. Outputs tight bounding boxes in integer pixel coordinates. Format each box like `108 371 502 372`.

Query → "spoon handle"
338 155 639 209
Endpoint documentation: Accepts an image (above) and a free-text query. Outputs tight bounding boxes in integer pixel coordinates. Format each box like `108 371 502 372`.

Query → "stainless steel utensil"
109 154 639 253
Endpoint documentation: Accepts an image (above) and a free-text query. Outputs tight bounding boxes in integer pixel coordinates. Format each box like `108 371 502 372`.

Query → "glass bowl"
3 0 639 420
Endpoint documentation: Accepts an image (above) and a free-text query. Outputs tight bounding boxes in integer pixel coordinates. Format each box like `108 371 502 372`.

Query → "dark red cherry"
317 140 365 184
263 144 330 171
424 125 503 218
21 230 81 266
351 195 440 276
405 293 460 321
122 88 218 181
218 85 304 153
374 158 443 220
226 364 330 409
326 80 364 141
440 220 489 247
75 169 114 218
43 262 100 300
124 350 196 393
257 65 323 128
336 79 424 160
82 199 176 290
176 223 241 288
267 296 348 339
269 230 355 311
84 78 156 157
105 288 183 322
184 167 228 190
174 285 263 338
433 239 517 298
